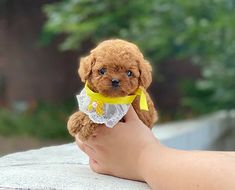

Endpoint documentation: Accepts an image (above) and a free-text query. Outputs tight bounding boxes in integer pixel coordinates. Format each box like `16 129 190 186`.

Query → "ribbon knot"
87 99 104 116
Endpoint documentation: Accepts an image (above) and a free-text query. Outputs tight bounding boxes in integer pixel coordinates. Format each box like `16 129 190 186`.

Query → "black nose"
111 79 120 87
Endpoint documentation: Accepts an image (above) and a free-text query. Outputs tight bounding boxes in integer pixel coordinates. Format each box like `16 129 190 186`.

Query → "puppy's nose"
111 79 120 87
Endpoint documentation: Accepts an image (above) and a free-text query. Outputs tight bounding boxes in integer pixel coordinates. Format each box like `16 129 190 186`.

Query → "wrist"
137 140 168 182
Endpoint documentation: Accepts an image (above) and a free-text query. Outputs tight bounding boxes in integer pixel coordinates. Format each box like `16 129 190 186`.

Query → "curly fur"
67 39 158 141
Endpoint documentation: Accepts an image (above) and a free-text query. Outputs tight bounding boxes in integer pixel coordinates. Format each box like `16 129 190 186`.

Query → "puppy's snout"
111 79 120 87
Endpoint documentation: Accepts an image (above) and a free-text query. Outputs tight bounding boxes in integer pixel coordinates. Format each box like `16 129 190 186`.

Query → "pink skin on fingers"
75 106 158 181
89 158 102 173
76 137 96 159
76 135 102 172
89 158 112 175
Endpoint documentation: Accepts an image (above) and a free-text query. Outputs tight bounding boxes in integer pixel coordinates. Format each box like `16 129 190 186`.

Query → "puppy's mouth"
92 79 134 97
99 85 129 97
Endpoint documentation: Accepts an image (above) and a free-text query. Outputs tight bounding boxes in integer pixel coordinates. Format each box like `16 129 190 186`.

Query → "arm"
140 142 235 190
76 106 235 190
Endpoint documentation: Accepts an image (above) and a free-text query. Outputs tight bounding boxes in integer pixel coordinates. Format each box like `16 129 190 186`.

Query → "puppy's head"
78 39 152 97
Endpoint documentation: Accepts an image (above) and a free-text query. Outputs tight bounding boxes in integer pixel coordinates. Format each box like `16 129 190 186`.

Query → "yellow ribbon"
85 83 148 116
135 87 149 111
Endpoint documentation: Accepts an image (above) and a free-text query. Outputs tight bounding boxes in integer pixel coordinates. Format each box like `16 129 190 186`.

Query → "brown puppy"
67 39 157 140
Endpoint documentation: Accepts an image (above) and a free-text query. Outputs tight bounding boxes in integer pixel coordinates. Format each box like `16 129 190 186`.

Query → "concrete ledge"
154 110 233 150
0 110 234 189
0 143 149 190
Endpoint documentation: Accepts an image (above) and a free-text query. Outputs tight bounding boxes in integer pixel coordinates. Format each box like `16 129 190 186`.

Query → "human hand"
76 106 161 181
76 107 235 190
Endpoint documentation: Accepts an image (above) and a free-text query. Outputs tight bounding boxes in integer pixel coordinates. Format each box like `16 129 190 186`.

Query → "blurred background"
0 0 234 155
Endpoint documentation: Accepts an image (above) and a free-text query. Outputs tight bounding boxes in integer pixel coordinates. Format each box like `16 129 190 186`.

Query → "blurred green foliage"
43 0 235 114
0 100 76 139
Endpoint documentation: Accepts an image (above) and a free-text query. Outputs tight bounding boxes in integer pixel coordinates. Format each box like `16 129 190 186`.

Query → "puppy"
67 39 158 140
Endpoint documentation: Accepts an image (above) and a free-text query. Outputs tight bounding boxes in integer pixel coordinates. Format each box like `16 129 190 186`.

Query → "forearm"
139 144 235 190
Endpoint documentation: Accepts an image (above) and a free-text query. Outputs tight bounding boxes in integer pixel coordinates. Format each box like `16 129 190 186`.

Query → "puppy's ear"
78 55 95 83
138 60 152 89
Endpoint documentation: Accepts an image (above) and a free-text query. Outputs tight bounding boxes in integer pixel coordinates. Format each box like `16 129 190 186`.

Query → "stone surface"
0 110 234 189
0 143 149 190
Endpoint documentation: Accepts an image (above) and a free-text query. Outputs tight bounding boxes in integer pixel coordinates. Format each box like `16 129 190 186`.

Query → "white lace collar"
76 88 130 128
76 83 148 128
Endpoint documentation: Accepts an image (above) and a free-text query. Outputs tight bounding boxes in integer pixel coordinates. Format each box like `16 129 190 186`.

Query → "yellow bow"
135 86 149 111
85 83 149 116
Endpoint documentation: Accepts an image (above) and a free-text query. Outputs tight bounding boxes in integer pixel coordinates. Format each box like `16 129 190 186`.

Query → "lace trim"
77 89 130 128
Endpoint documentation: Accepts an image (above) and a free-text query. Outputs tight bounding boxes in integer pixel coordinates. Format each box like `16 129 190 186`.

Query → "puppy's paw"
67 111 86 137
78 122 98 141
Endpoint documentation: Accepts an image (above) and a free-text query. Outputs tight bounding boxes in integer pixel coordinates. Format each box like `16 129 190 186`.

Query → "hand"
76 107 235 190
76 106 160 181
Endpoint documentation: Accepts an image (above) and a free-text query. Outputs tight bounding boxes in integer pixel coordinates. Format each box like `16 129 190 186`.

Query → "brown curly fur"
67 39 158 141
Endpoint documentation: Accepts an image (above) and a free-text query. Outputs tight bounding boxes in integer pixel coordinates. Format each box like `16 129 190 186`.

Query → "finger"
76 138 96 158
75 131 98 147
123 105 139 122
86 132 109 148
94 124 112 137
89 158 110 175
89 158 102 173
75 125 111 146
84 134 100 147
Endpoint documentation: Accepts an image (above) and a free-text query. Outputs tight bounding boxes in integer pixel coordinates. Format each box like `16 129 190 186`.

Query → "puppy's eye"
127 70 133 77
98 68 106 75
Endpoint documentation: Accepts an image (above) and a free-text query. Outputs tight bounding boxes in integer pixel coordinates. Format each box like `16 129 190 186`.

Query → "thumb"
124 105 139 122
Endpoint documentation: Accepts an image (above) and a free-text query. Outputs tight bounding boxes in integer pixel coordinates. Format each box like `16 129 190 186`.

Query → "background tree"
43 0 235 114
